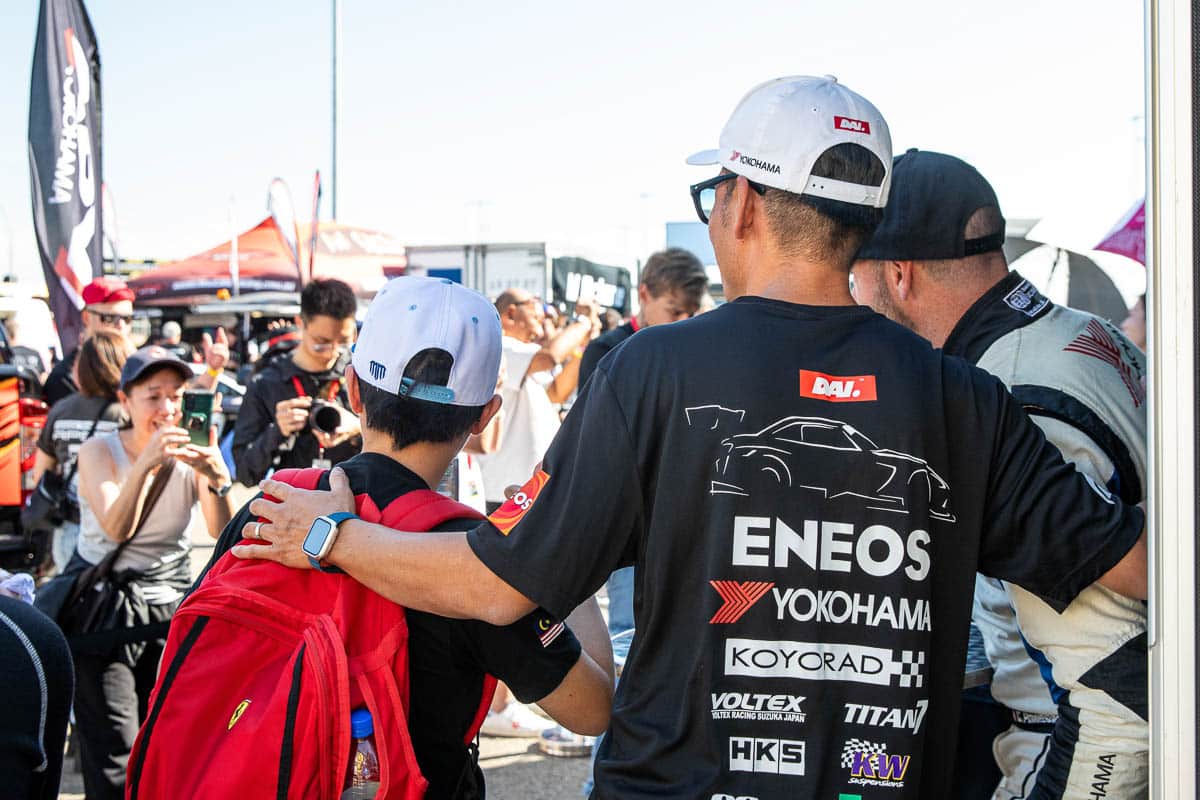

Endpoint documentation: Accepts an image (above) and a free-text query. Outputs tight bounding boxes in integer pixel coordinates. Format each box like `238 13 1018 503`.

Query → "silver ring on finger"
251 521 263 540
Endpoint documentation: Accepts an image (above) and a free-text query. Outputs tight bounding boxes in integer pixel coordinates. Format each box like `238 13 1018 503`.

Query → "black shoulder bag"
21 404 108 534
57 461 175 640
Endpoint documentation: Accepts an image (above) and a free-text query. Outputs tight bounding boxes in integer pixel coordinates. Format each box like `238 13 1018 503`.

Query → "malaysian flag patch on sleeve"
537 616 565 648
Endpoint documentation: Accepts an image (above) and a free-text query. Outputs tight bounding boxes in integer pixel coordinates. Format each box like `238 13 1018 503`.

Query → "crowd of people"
0 72 1153 800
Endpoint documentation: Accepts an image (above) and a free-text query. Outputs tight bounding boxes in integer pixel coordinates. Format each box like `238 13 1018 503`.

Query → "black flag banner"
28 0 102 352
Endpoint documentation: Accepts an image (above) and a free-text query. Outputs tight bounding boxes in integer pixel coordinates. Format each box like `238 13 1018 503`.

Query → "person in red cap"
44 277 135 407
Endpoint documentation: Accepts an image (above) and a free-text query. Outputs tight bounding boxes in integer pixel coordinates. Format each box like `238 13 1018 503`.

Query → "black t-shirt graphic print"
468 296 1143 799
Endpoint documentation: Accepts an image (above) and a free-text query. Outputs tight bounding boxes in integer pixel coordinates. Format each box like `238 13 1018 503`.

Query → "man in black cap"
851 149 1148 800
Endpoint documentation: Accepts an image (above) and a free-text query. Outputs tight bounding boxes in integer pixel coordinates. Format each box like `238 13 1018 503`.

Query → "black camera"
308 399 343 435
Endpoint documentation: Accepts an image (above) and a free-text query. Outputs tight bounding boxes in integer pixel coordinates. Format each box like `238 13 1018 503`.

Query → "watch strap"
307 556 346 573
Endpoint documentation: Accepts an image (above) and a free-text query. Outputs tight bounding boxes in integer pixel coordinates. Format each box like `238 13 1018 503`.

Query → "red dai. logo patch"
799 370 877 402
834 116 871 135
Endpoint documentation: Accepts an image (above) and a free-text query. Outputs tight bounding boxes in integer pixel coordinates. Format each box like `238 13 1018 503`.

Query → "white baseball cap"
351 276 502 406
687 75 893 208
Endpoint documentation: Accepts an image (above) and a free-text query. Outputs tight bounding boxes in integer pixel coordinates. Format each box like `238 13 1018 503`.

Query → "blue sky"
0 0 1145 282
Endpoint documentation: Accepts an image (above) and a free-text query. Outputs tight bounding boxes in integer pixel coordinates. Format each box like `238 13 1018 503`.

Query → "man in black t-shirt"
203 276 613 797
234 77 1146 799
4 318 46 382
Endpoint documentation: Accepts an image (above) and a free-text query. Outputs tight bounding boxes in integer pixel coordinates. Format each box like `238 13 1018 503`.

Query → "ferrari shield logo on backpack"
228 699 251 731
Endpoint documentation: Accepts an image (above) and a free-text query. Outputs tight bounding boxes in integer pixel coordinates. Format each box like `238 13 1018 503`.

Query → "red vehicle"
0 324 50 573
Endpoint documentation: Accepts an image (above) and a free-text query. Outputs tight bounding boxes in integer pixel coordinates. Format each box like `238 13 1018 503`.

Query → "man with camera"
232 278 361 486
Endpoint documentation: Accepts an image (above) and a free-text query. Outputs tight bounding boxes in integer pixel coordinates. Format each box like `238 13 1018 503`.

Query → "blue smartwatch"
302 511 357 572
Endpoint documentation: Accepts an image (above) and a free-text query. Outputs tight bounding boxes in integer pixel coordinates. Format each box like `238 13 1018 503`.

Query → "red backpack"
126 467 497 800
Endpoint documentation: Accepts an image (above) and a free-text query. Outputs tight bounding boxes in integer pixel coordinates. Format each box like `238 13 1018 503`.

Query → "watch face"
302 518 336 558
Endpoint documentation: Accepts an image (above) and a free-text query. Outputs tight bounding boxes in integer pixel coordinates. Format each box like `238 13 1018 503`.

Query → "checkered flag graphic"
841 738 888 768
896 650 925 688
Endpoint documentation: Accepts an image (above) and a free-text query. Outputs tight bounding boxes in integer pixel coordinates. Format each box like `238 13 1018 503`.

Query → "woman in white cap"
70 345 235 800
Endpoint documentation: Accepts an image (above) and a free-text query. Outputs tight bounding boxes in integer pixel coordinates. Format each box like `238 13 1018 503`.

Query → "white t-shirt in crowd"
477 336 560 503
436 452 487 514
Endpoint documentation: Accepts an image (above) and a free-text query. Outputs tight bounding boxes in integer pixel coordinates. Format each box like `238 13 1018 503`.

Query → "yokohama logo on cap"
488 469 550 535
834 116 871 134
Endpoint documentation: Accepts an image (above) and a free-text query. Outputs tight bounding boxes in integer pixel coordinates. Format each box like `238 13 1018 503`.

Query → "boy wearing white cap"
199 276 613 798
238 78 1146 798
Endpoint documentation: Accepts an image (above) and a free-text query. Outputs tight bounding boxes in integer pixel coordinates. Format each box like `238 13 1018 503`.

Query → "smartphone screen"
182 391 214 447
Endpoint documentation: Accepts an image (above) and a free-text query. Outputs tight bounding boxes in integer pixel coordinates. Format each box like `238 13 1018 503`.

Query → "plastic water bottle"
341 708 381 800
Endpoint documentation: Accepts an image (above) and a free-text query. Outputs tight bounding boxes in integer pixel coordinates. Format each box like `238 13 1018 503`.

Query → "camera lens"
187 414 205 431
311 402 341 434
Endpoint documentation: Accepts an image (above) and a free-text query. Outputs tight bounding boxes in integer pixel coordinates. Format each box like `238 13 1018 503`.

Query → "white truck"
403 243 549 300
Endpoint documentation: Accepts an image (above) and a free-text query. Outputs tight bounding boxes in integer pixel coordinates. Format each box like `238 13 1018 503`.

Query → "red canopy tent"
128 217 406 305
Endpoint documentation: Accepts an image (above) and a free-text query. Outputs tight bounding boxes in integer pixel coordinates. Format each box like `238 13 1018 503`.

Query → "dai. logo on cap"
834 116 872 135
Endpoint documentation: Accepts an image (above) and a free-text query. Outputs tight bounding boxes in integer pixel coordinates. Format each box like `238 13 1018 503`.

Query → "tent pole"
331 0 341 222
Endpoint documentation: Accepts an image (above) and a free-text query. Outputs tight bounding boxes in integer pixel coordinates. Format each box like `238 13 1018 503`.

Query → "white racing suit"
944 273 1148 800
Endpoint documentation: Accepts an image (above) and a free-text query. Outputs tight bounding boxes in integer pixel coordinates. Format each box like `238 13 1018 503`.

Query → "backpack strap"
465 675 498 744
262 477 498 745
269 467 327 492
376 490 495 744
377 489 485 531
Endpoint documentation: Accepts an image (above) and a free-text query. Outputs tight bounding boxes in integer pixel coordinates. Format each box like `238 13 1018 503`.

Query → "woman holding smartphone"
30 330 130 573
71 345 234 800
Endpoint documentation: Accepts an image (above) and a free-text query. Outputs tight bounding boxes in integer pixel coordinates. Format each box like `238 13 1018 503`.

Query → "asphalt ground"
57 489 597 799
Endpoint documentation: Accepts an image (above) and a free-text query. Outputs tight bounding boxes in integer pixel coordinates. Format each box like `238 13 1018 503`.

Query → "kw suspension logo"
841 739 910 789
724 639 925 688
488 469 550 534
709 580 774 623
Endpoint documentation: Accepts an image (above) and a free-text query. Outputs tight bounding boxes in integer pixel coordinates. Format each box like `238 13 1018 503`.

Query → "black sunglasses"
85 308 133 326
689 173 768 224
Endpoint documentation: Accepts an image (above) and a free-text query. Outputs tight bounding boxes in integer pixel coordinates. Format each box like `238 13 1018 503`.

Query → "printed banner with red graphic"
28 0 103 352
489 469 550 535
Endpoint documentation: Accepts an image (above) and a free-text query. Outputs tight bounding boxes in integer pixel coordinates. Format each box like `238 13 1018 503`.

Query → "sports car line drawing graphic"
710 416 956 522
